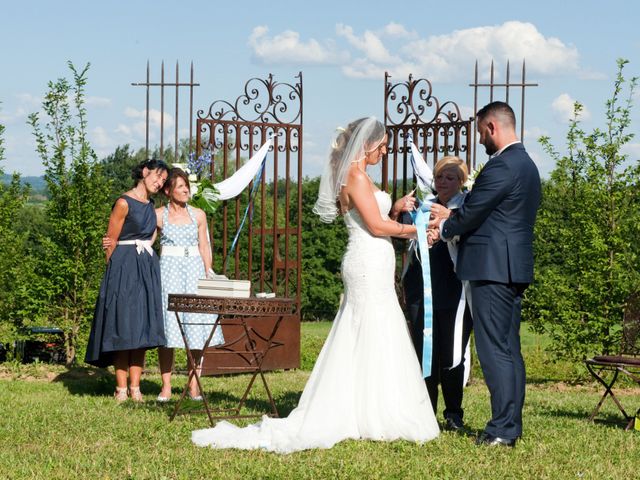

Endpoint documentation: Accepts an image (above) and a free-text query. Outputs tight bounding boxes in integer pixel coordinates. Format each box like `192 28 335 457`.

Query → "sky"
1 0 639 178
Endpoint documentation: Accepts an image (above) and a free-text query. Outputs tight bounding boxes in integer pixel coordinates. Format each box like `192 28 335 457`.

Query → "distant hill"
1 174 47 192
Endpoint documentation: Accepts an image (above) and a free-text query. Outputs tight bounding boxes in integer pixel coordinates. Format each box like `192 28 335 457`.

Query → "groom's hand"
430 203 451 221
428 204 451 229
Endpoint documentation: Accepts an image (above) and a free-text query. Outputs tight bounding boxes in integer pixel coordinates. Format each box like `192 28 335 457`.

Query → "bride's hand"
390 190 416 219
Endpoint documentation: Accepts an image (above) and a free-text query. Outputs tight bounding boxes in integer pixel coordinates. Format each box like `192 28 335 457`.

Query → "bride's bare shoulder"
345 167 369 189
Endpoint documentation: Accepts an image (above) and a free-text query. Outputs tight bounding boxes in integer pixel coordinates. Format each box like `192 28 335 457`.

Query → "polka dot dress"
160 206 224 349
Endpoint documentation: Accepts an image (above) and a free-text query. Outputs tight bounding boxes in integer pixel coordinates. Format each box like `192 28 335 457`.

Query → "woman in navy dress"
86 159 169 402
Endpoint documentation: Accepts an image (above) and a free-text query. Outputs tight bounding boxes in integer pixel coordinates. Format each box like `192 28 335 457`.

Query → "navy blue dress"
85 196 166 367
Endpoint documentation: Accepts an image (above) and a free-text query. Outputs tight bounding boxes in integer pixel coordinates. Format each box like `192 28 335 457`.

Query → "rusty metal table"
167 294 296 426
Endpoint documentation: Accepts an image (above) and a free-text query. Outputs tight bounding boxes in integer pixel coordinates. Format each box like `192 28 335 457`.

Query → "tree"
27 62 111 364
0 107 31 348
299 177 347 319
524 59 640 361
100 144 146 203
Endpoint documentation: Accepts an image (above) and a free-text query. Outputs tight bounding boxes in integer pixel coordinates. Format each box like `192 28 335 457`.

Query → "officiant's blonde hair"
434 156 468 186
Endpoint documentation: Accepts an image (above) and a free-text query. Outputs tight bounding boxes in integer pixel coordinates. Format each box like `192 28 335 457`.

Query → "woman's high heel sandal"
129 386 144 403
114 387 128 403
188 391 203 402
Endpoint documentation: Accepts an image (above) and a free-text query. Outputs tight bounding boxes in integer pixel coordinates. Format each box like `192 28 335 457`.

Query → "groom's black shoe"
443 415 465 432
475 431 517 447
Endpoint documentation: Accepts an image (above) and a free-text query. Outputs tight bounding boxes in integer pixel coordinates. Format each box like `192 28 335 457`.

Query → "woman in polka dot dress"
156 168 224 401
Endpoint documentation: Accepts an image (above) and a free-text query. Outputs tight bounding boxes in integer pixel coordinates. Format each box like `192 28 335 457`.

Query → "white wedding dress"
192 191 439 453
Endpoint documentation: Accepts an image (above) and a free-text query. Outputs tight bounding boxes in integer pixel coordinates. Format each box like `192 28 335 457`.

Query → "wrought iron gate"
133 64 303 371
383 72 472 201
196 73 303 305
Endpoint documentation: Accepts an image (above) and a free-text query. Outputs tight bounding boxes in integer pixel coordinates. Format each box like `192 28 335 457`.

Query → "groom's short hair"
477 101 516 130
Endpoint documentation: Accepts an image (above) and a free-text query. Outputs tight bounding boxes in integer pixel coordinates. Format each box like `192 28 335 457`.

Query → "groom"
429 101 541 447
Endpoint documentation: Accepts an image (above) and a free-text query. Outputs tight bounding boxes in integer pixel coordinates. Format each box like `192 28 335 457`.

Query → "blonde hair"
434 156 468 186
329 118 385 177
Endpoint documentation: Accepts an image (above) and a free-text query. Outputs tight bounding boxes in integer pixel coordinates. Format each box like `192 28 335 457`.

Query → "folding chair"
585 292 640 430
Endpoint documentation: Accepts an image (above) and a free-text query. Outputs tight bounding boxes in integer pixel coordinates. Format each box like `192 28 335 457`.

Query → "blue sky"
1 0 639 177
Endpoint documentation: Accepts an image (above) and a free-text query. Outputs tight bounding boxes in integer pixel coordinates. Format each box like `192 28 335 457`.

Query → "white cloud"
578 69 608 81
0 106 30 124
249 21 588 83
248 25 349 65
15 93 41 107
524 126 549 141
381 22 414 39
304 152 326 176
341 58 390 80
622 142 640 159
303 139 317 149
91 126 112 149
86 96 112 108
89 126 118 159
551 93 591 123
0 94 39 124
336 24 396 64
528 147 556 177
399 21 580 82
115 124 132 136
459 105 475 122
124 107 173 128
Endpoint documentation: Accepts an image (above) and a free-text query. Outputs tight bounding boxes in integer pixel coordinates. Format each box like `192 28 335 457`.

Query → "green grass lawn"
1 322 639 479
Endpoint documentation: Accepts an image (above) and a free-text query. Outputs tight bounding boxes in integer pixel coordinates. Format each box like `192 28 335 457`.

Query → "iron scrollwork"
385 72 467 126
198 73 303 125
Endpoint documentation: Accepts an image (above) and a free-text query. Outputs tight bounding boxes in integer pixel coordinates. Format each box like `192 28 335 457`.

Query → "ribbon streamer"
411 200 434 378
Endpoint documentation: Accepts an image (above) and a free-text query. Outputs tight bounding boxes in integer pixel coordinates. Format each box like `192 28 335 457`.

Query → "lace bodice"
343 190 392 231
341 190 396 303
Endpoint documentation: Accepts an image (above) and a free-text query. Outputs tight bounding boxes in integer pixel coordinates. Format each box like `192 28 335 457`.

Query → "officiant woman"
400 156 473 431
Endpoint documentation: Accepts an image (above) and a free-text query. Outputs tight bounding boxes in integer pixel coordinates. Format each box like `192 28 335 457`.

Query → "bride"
192 117 439 453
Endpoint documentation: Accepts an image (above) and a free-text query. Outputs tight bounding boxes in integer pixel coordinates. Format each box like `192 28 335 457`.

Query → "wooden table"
167 294 296 426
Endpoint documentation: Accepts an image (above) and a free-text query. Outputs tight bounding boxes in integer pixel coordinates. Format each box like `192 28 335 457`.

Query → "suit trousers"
470 280 527 439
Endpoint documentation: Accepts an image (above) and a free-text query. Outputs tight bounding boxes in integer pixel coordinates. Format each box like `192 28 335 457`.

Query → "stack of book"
197 275 251 298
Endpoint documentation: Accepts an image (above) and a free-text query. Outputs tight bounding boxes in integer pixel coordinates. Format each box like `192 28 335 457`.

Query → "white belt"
161 245 200 257
117 239 154 256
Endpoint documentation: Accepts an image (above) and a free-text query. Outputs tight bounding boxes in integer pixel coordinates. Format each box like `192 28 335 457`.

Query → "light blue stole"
410 199 433 378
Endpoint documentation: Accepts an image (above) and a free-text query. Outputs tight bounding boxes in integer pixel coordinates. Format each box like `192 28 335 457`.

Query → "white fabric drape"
409 140 434 194
213 137 272 200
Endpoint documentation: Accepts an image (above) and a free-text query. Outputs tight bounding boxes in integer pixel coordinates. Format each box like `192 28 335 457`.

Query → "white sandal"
188 391 203 401
129 386 144 403
114 387 128 403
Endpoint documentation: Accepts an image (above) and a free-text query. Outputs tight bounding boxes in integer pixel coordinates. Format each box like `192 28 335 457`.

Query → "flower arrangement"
463 162 484 191
173 148 220 215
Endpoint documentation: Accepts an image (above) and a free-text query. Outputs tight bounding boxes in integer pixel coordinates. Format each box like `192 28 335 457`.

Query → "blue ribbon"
223 159 266 271
410 199 433 378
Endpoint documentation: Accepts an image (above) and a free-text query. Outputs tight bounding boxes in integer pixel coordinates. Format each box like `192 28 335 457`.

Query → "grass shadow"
53 366 158 398
145 385 304 420
537 404 633 430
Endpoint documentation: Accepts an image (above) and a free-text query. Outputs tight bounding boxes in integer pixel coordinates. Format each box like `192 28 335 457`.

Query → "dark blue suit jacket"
441 143 541 284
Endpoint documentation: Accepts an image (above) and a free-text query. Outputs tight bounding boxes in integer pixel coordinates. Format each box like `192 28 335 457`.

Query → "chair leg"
586 363 633 425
